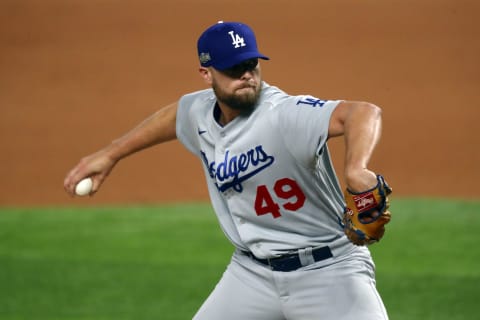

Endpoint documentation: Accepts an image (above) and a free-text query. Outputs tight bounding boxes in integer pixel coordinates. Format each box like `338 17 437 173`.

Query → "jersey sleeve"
176 93 201 156
274 96 341 166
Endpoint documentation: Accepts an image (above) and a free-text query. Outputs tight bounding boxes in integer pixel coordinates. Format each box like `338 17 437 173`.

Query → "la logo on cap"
228 31 246 48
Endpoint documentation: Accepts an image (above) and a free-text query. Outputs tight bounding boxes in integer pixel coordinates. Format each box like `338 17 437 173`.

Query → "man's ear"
199 67 212 85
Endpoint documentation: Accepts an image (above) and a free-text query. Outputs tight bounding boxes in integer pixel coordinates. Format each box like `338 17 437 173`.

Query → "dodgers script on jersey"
176 83 354 259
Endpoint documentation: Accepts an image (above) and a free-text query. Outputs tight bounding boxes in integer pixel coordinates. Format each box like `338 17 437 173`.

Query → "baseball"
75 177 93 196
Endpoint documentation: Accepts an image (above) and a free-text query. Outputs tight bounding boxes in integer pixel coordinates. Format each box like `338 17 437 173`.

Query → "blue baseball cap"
197 21 269 70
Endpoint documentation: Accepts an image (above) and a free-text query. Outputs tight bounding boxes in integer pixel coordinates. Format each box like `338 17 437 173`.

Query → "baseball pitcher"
64 21 392 320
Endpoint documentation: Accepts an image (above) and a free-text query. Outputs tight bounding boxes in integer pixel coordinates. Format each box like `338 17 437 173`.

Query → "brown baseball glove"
342 174 392 245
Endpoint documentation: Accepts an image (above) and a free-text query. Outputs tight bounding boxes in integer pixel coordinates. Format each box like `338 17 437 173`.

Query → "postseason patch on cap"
199 52 211 64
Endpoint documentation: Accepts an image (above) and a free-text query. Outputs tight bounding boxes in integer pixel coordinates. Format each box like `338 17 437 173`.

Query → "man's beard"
212 81 262 114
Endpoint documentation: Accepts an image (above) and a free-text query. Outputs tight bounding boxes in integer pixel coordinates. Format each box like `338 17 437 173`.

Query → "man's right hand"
63 149 117 197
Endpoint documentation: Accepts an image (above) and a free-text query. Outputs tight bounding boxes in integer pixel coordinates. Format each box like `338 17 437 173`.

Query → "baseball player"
64 21 392 320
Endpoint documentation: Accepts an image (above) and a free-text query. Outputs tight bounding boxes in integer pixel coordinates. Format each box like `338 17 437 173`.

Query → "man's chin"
213 83 261 112
227 95 257 112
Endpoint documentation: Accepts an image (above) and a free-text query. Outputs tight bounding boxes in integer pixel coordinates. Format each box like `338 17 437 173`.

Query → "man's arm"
328 101 383 192
64 102 178 196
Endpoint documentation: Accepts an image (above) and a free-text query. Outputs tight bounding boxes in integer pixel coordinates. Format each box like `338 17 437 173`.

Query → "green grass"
0 199 479 319
0 204 231 320
370 198 480 320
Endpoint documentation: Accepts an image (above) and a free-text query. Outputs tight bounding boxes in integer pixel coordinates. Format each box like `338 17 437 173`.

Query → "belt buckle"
270 253 301 272
261 255 282 271
266 257 275 270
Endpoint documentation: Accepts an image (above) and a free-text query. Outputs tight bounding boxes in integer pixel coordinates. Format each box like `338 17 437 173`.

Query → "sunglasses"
220 58 259 78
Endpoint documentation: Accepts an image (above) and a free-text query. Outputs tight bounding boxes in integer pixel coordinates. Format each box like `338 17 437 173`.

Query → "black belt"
242 246 333 272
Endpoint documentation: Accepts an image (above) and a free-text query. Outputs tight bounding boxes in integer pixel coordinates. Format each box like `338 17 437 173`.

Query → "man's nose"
241 69 254 80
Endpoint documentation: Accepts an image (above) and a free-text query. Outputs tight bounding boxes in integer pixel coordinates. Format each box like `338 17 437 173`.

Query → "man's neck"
214 102 243 126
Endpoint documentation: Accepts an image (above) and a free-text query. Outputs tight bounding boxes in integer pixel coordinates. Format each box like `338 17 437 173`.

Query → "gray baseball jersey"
176 82 358 259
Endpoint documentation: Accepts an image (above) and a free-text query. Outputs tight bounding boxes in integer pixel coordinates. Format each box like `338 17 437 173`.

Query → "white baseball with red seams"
75 177 93 196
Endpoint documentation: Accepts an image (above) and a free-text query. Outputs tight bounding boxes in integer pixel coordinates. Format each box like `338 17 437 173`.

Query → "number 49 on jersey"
254 178 306 218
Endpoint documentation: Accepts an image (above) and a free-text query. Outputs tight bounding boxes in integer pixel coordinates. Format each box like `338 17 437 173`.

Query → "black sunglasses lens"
243 58 258 71
223 59 258 77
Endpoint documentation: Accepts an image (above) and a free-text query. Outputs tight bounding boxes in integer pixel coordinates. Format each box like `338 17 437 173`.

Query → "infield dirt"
0 0 478 206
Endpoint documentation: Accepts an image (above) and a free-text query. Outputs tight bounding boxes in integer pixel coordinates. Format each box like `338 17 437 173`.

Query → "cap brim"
212 52 270 70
